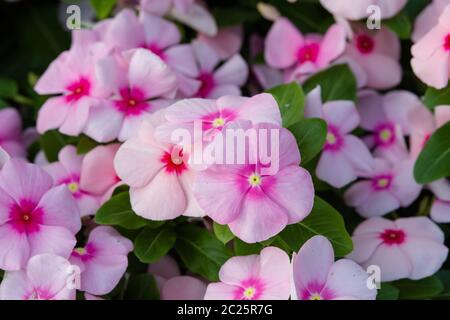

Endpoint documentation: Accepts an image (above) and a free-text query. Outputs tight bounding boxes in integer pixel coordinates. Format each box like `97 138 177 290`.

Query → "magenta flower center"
380 229 406 245
141 42 166 60
115 87 150 116
297 43 320 63
356 34 375 54
66 77 91 102
9 199 43 234
201 109 237 131
300 281 335 300
25 288 52 300
72 243 97 262
324 125 343 151
234 278 264 300
374 122 396 147
196 72 215 98
161 147 187 175
372 174 393 190
444 34 450 51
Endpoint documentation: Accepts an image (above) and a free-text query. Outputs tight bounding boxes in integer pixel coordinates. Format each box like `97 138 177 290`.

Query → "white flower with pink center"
293 236 376 300
348 217 448 282
204 247 291 300
84 48 177 142
0 159 81 271
344 158 421 218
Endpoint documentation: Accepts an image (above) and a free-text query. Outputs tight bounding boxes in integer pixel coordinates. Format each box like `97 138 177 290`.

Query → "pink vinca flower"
320 0 407 20
265 18 346 81
204 247 291 300
84 48 177 142
114 112 204 220
429 179 450 223
411 5 450 89
348 217 448 282
155 93 282 144
44 146 101 217
193 121 314 243
304 87 374 188
358 90 422 162
413 0 450 42
0 147 9 169
344 26 402 89
0 108 26 158
293 236 376 300
79 144 122 204
70 226 133 295
197 26 244 60
188 40 248 98
0 159 81 270
103 10 200 97
140 0 218 36
344 158 421 218
35 44 110 136
0 254 76 300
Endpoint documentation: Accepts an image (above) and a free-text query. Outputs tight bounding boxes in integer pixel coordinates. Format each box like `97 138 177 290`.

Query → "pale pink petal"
364 245 412 282
353 217 396 235
316 151 356 188
59 97 93 136
192 40 221 73
304 86 324 119
178 171 204 217
213 54 248 87
0 108 22 140
355 190 400 218
171 3 218 37
141 13 181 49
435 105 450 128
88 226 133 256
347 233 383 263
161 276 206 300
28 225 77 259
198 26 243 60
204 282 239 300
148 255 181 280
34 52 74 94
104 9 143 50
319 0 371 20
140 0 171 15
357 90 387 131
431 200 450 223
237 93 282 126
383 91 423 134
0 224 30 271
411 49 449 89
391 160 422 207
395 217 445 243
342 135 375 174
317 24 346 67
258 247 291 300
0 271 31 300
219 254 260 286
165 44 199 78
323 101 359 133
36 97 69 134
84 103 124 143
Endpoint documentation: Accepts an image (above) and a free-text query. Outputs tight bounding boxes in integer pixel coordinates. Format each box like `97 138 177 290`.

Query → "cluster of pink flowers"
0 0 450 300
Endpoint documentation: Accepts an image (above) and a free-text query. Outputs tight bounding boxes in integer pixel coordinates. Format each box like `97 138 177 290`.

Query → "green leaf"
90 0 117 19
423 83 450 110
39 130 67 162
277 196 353 257
134 227 177 263
383 12 411 39
95 193 150 230
76 135 98 155
0 77 18 99
435 270 450 299
303 64 357 102
175 225 232 281
124 274 160 300
212 6 259 27
234 238 264 256
392 276 444 300
288 118 327 165
213 222 235 244
266 82 305 128
377 283 399 300
414 121 450 184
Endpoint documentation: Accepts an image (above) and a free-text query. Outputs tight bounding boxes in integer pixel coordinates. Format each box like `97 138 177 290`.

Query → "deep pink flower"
293 236 376 300
411 5 450 89
44 146 101 217
69 226 133 295
84 48 177 142
204 247 291 300
344 158 421 218
0 108 26 158
0 254 76 300
348 217 448 282
265 18 346 81
193 121 314 243
0 159 80 270
305 87 374 188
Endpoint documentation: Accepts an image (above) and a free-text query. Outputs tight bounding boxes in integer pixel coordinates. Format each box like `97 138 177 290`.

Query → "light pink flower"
413 0 450 42
0 254 76 300
79 144 122 204
293 235 376 300
0 159 80 270
193 121 314 243
140 0 218 36
0 108 26 158
114 113 204 220
348 217 448 282
44 146 101 217
84 48 177 142
204 247 291 300
155 93 282 144
305 87 374 188
344 26 401 89
358 90 422 162
0 147 9 169
35 44 110 136
187 40 248 98
197 26 243 60
320 0 407 20
265 18 346 81
344 158 421 218
69 226 133 295
408 105 450 158
411 5 450 89
429 179 450 223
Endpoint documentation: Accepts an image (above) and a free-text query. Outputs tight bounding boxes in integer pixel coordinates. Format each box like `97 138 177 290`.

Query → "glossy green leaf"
267 82 305 128
134 227 177 263
90 0 117 19
289 118 327 165
124 274 160 300
393 276 444 300
213 222 235 244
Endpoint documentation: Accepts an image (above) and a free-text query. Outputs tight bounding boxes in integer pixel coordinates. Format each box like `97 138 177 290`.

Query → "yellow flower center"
243 287 256 299
310 293 322 300
212 117 225 128
67 182 79 193
74 247 86 255
377 178 390 188
326 132 337 145
248 173 262 186
379 129 392 142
